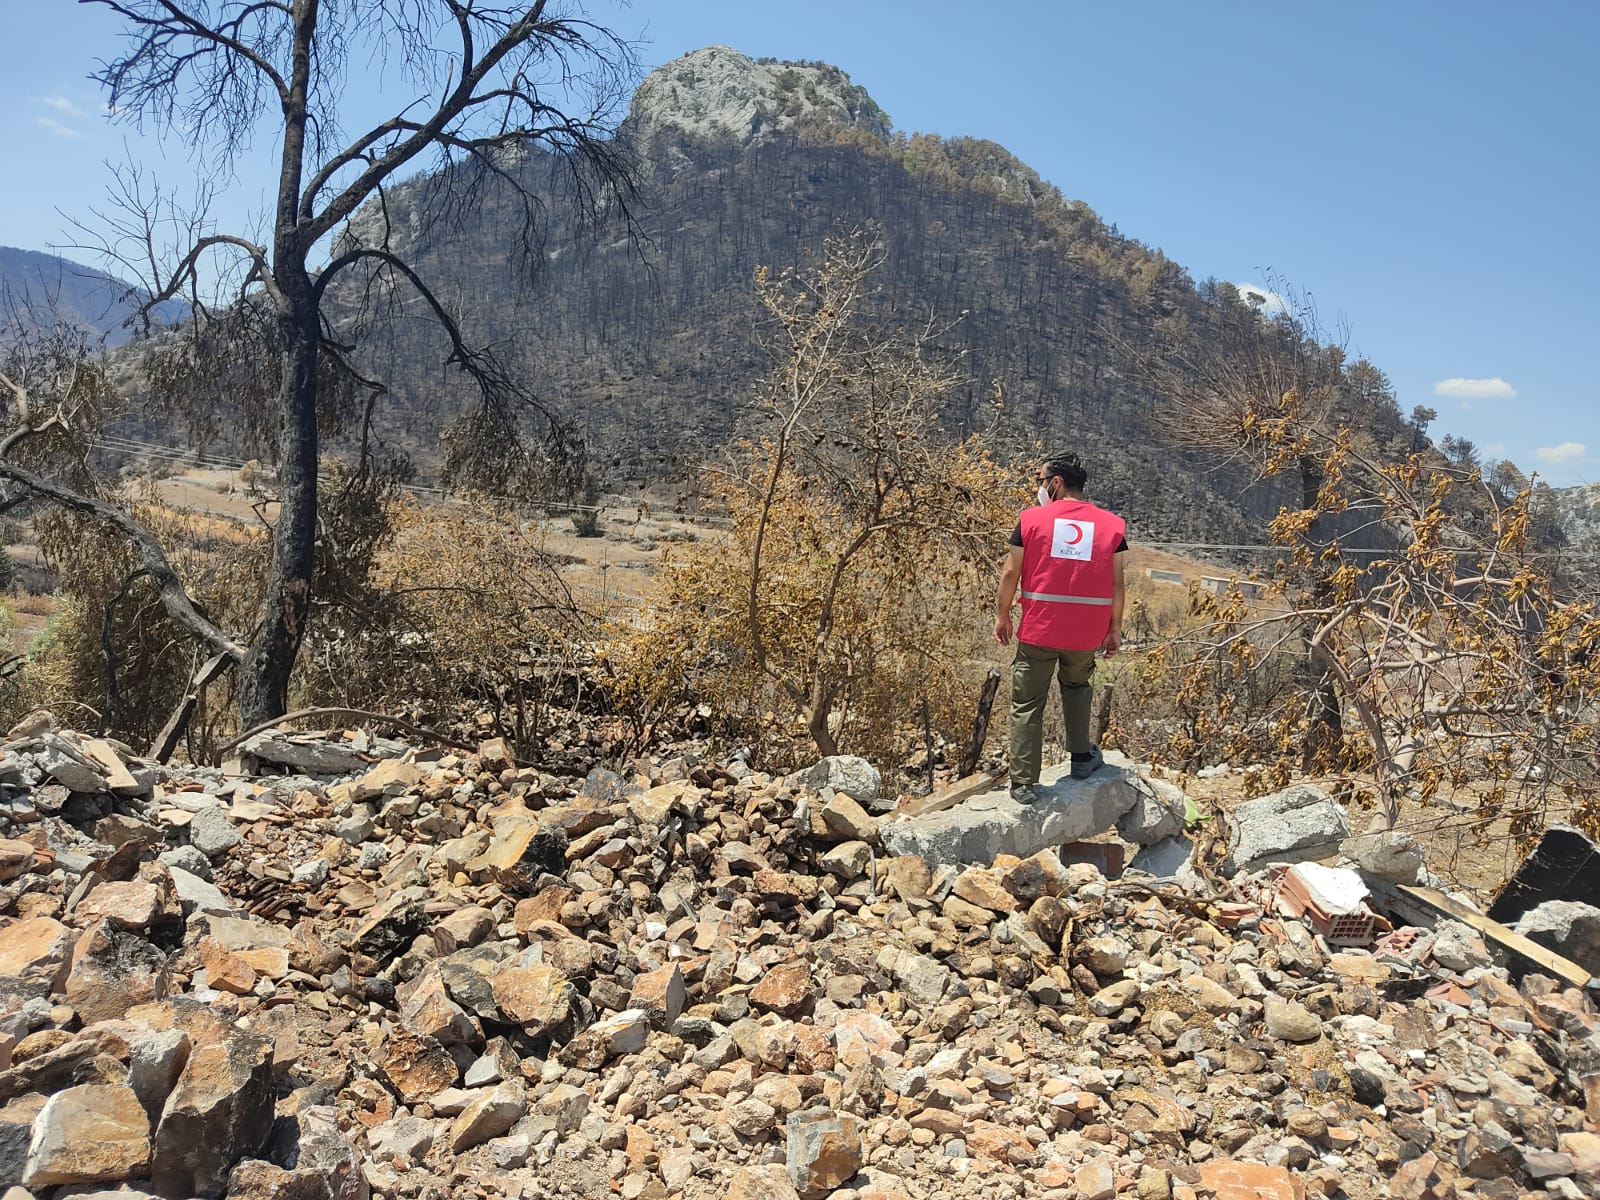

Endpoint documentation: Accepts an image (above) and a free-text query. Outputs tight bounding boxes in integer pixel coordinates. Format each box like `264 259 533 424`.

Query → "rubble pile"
0 724 1598 1200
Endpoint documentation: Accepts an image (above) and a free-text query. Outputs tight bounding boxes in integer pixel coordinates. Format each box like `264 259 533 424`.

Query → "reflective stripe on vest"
1019 591 1114 606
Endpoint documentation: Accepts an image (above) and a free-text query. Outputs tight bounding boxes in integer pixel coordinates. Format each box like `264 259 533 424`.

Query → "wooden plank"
1369 880 1597 991
82 738 140 793
148 651 234 763
893 769 1007 820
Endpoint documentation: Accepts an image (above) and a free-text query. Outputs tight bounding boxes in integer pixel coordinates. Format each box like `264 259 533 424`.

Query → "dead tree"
11 0 640 726
1122 282 1390 773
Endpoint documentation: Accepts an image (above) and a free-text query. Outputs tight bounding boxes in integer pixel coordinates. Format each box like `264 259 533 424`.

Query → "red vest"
1017 498 1125 651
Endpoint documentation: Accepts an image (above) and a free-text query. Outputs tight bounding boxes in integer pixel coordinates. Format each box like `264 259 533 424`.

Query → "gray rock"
334 811 375 846
22 1083 151 1189
167 867 237 917
157 845 213 881
1081 937 1131 977
884 950 949 1008
631 45 891 149
461 1055 502 1090
292 858 330 886
1341 829 1426 884
491 1132 531 1169
792 756 882 805
238 734 373 775
785 1109 862 1193
290 1105 368 1200
151 1010 275 1198
819 841 872 881
127 1028 189 1119
1263 995 1323 1042
448 1080 528 1153
0 1096 41 1187
186 806 241 859
36 737 110 794
1128 834 1194 878
819 792 880 842
1087 979 1141 1016
356 842 391 871
1115 774 1188 844
881 753 1148 866
1515 901 1600 975
1226 784 1349 876
727 1096 778 1138
368 1116 436 1164
1431 921 1493 972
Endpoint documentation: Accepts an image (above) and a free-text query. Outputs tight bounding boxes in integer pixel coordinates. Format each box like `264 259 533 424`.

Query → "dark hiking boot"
1010 783 1039 806
1070 747 1105 781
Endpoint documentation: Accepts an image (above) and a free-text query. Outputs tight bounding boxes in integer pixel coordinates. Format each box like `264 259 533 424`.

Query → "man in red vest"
994 452 1127 804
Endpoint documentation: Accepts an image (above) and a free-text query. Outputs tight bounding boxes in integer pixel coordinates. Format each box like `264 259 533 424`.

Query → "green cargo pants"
1010 640 1096 788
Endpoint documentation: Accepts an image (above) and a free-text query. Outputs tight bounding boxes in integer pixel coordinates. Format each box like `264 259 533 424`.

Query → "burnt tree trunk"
239 294 319 726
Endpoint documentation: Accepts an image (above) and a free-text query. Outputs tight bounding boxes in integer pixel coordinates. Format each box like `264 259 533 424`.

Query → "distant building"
1200 574 1264 600
1146 568 1185 586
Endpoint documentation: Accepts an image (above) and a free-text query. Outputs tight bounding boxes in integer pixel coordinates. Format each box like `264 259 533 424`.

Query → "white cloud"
1232 283 1290 316
1433 377 1517 400
33 116 84 140
1534 442 1587 465
40 95 88 117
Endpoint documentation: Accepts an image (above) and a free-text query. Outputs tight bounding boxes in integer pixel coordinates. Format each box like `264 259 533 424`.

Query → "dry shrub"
607 229 1019 770
299 494 588 757
10 504 266 748
8 459 590 759
1111 579 1304 782
1116 439 1600 845
609 447 1012 769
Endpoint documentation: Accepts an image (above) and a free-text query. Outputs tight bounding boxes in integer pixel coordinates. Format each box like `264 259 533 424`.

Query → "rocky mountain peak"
628 45 892 146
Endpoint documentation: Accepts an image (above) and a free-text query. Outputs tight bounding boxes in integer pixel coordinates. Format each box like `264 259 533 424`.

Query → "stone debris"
0 728 1595 1200
1225 782 1351 875
881 751 1183 865
1517 901 1600 976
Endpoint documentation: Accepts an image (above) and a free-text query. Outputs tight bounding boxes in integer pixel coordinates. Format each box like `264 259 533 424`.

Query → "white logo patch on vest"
1051 518 1095 561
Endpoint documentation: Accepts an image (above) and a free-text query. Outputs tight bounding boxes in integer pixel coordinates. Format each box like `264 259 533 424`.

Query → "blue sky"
4 1 1596 485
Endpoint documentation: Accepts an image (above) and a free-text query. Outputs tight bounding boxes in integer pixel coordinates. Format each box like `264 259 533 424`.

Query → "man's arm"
1102 550 1128 656
994 546 1023 645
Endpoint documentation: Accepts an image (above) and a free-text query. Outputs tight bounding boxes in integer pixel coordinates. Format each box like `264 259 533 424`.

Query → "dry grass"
11 592 54 617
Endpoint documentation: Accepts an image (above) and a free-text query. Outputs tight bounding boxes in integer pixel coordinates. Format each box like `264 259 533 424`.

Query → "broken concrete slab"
1515 901 1600 976
1128 834 1195 879
1225 783 1349 876
1341 829 1426 885
237 733 374 776
880 752 1181 866
789 756 882 807
1116 772 1188 845
1489 824 1600 926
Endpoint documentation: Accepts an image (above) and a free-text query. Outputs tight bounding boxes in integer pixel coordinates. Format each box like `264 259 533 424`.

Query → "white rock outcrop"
629 45 890 146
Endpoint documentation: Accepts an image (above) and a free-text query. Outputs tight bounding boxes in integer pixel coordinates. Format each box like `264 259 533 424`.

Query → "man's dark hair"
1046 452 1088 493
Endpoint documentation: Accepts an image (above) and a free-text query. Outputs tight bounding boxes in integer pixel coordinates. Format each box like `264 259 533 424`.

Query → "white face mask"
1037 484 1053 507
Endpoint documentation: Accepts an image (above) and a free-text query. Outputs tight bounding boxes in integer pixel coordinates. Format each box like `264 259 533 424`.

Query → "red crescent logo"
1065 523 1085 545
